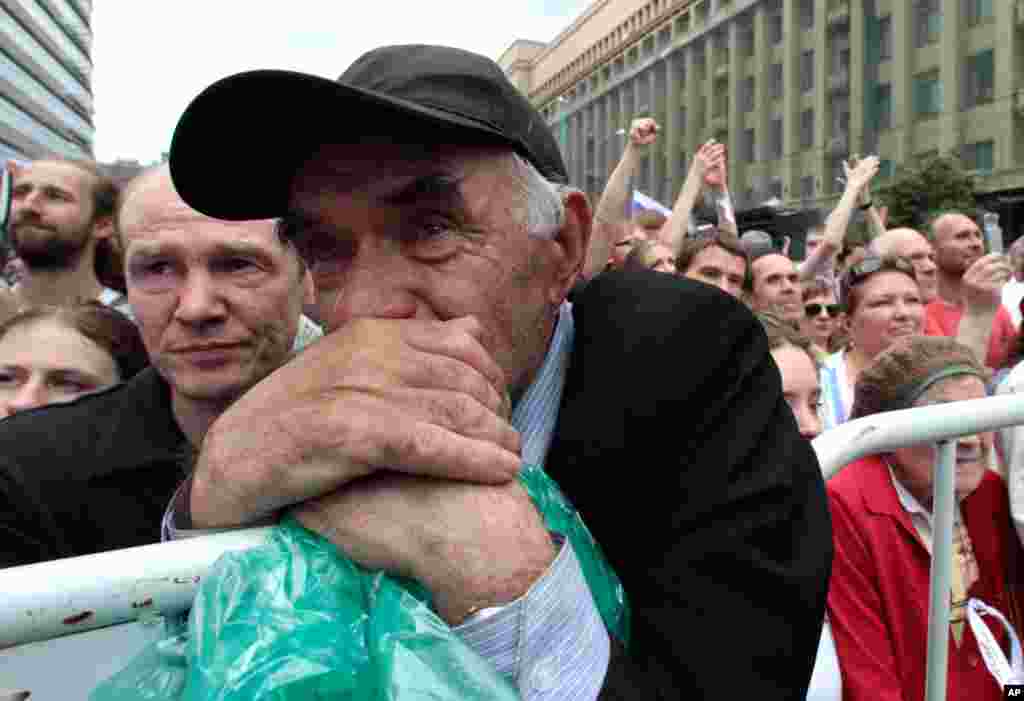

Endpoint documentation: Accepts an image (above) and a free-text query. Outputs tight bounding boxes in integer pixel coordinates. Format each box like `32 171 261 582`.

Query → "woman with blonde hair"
758 313 842 701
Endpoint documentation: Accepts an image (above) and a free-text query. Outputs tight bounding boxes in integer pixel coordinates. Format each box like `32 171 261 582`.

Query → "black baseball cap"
169 44 568 221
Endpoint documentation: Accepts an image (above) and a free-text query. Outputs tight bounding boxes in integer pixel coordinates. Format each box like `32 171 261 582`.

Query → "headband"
885 364 987 412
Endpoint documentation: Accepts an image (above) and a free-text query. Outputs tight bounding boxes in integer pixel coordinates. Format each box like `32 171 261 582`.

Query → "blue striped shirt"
454 301 609 699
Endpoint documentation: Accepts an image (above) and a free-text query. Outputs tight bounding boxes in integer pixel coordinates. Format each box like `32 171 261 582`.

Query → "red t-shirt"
924 299 1018 368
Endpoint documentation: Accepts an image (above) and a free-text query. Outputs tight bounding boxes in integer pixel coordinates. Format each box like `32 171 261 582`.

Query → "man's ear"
549 189 592 305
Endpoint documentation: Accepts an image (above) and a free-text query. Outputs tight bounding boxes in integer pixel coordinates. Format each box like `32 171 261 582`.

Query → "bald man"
923 213 1016 369
872 228 938 302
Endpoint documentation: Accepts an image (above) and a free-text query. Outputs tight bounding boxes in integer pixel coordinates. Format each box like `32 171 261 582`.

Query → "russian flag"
630 190 672 217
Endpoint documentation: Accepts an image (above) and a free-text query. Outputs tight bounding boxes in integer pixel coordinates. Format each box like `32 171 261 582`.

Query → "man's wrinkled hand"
191 316 521 528
291 473 556 626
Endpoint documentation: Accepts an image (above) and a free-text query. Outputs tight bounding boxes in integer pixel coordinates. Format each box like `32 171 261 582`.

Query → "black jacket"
548 270 832 699
0 367 189 567
0 271 831 699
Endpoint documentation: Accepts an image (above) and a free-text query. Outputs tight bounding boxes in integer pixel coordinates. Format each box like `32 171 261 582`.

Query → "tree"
877 154 977 232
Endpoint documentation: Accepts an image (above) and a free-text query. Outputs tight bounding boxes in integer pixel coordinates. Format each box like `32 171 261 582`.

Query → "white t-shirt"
1001 278 1024 330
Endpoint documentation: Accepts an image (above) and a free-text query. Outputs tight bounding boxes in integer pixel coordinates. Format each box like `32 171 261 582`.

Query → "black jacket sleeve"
545 270 833 700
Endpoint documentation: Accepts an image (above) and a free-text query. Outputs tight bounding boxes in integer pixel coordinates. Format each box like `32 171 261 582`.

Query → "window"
800 109 814 149
876 84 892 130
915 70 943 118
769 63 783 99
799 0 814 29
962 141 994 173
915 0 942 48
800 175 815 201
879 16 893 61
740 76 755 112
828 158 845 194
741 128 756 162
679 105 687 133
965 0 994 26
693 45 706 81
680 150 688 173
713 90 729 118
964 49 995 108
831 94 850 140
768 11 783 45
800 51 814 93
769 117 783 160
739 18 755 57
769 179 783 199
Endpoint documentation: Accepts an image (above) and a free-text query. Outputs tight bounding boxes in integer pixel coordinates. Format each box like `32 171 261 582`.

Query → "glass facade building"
0 0 93 162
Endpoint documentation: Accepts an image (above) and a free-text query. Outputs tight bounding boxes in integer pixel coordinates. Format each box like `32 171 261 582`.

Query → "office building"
0 0 93 163
499 0 1024 220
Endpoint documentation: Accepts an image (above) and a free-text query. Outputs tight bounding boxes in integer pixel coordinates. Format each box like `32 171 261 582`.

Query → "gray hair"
509 153 569 240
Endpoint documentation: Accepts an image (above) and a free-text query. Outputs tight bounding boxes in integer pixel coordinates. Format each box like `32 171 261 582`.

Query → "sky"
90 0 590 163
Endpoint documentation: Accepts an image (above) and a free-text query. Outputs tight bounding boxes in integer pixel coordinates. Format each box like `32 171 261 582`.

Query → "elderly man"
872 227 939 302
0 165 312 566
166 45 831 700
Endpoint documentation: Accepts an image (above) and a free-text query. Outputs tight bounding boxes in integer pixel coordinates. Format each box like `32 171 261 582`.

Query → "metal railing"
4 394 1024 701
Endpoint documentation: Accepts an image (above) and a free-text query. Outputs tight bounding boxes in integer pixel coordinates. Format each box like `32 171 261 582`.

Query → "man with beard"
925 212 1016 368
4 159 127 315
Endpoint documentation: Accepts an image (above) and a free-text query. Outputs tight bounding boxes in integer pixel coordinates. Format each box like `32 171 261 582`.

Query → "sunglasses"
805 303 842 318
840 255 916 306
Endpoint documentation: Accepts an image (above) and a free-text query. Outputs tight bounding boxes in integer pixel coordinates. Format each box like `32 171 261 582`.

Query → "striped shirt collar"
511 301 574 468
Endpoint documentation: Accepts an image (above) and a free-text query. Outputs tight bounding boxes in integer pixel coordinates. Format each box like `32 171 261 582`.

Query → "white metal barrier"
2 393 1024 699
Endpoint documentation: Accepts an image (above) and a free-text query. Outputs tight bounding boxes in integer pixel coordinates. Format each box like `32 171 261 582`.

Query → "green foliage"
877 154 977 232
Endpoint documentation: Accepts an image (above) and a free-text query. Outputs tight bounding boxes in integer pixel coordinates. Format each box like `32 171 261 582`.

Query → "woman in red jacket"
827 335 1024 701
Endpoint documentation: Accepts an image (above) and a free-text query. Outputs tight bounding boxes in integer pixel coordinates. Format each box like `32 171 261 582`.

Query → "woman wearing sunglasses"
801 278 842 360
819 256 924 430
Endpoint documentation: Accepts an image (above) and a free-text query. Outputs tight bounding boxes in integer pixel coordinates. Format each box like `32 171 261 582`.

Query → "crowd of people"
2 42 1024 700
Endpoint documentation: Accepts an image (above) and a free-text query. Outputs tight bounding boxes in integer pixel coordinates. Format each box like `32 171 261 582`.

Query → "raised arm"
800 155 879 281
582 118 658 280
657 140 725 256
706 146 737 238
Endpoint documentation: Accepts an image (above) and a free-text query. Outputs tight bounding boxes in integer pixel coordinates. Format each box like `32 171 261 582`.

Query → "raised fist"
630 118 659 146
